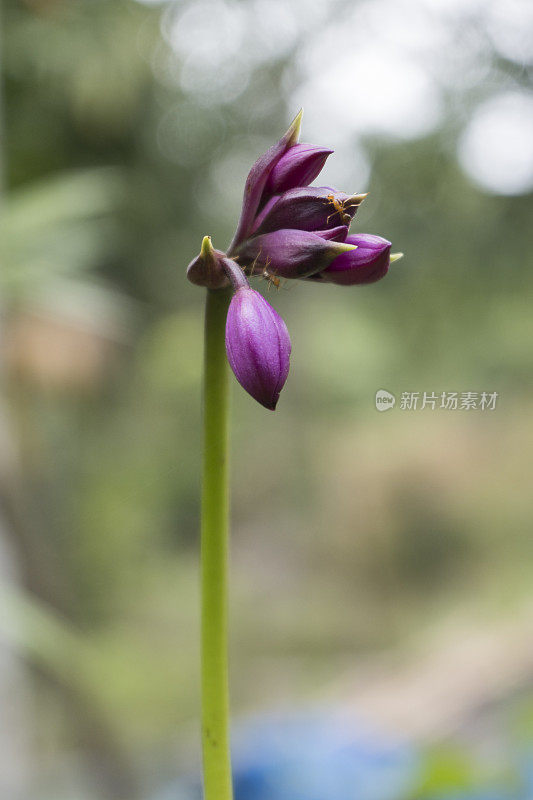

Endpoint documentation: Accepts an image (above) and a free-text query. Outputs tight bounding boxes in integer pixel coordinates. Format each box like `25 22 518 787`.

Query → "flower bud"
237 229 356 279
186 236 230 289
225 287 291 410
264 143 333 196
251 187 367 236
317 233 392 285
229 110 302 251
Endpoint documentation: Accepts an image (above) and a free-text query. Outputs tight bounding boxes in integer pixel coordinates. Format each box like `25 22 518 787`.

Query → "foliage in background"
1 0 532 798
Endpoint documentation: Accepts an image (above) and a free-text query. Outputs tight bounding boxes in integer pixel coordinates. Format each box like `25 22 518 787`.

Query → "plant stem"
201 287 233 800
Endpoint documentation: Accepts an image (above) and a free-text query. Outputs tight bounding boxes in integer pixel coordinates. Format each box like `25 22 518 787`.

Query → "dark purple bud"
251 187 367 236
225 287 291 410
264 143 333 196
317 233 392 285
236 229 356 279
228 110 302 252
187 236 230 289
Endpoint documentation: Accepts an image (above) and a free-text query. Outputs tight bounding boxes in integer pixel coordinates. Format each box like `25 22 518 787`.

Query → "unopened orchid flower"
187 112 402 800
187 110 402 410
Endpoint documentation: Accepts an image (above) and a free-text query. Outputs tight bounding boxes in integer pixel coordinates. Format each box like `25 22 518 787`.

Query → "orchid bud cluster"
187 111 402 410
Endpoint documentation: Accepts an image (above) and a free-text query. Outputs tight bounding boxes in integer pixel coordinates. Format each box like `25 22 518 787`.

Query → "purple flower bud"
225 287 291 410
187 235 230 289
264 143 333 196
251 187 367 236
228 110 303 252
236 229 356 279
317 233 392 285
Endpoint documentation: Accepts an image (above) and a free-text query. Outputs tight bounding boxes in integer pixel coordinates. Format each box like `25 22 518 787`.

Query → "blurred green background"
1 0 533 798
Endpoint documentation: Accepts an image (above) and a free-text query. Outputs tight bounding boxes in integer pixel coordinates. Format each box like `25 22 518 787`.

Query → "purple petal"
264 143 333 195
319 233 392 285
236 229 356 279
251 187 366 236
228 111 302 252
225 288 291 410
251 194 279 230
313 225 349 242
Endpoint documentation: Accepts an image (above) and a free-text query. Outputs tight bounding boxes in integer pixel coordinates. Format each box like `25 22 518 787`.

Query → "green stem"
201 287 233 800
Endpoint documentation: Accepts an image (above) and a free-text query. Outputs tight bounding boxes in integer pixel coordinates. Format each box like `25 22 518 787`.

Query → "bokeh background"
1 0 533 798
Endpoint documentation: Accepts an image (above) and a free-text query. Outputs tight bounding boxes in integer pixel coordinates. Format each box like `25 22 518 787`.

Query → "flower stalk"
201 287 233 800
189 111 403 800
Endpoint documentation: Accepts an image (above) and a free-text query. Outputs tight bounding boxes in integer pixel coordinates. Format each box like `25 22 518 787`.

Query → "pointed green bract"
335 242 357 254
201 235 215 260
285 108 303 147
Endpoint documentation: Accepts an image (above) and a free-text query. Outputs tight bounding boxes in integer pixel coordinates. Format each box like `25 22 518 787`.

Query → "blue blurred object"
231 713 417 800
152 715 533 800
519 748 533 798
154 712 417 800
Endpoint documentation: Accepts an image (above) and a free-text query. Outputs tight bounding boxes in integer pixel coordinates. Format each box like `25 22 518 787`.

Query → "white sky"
458 92 533 195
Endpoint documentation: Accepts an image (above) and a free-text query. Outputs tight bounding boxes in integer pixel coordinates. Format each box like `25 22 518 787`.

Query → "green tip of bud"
200 235 215 259
321 240 357 269
390 252 404 264
286 109 303 146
